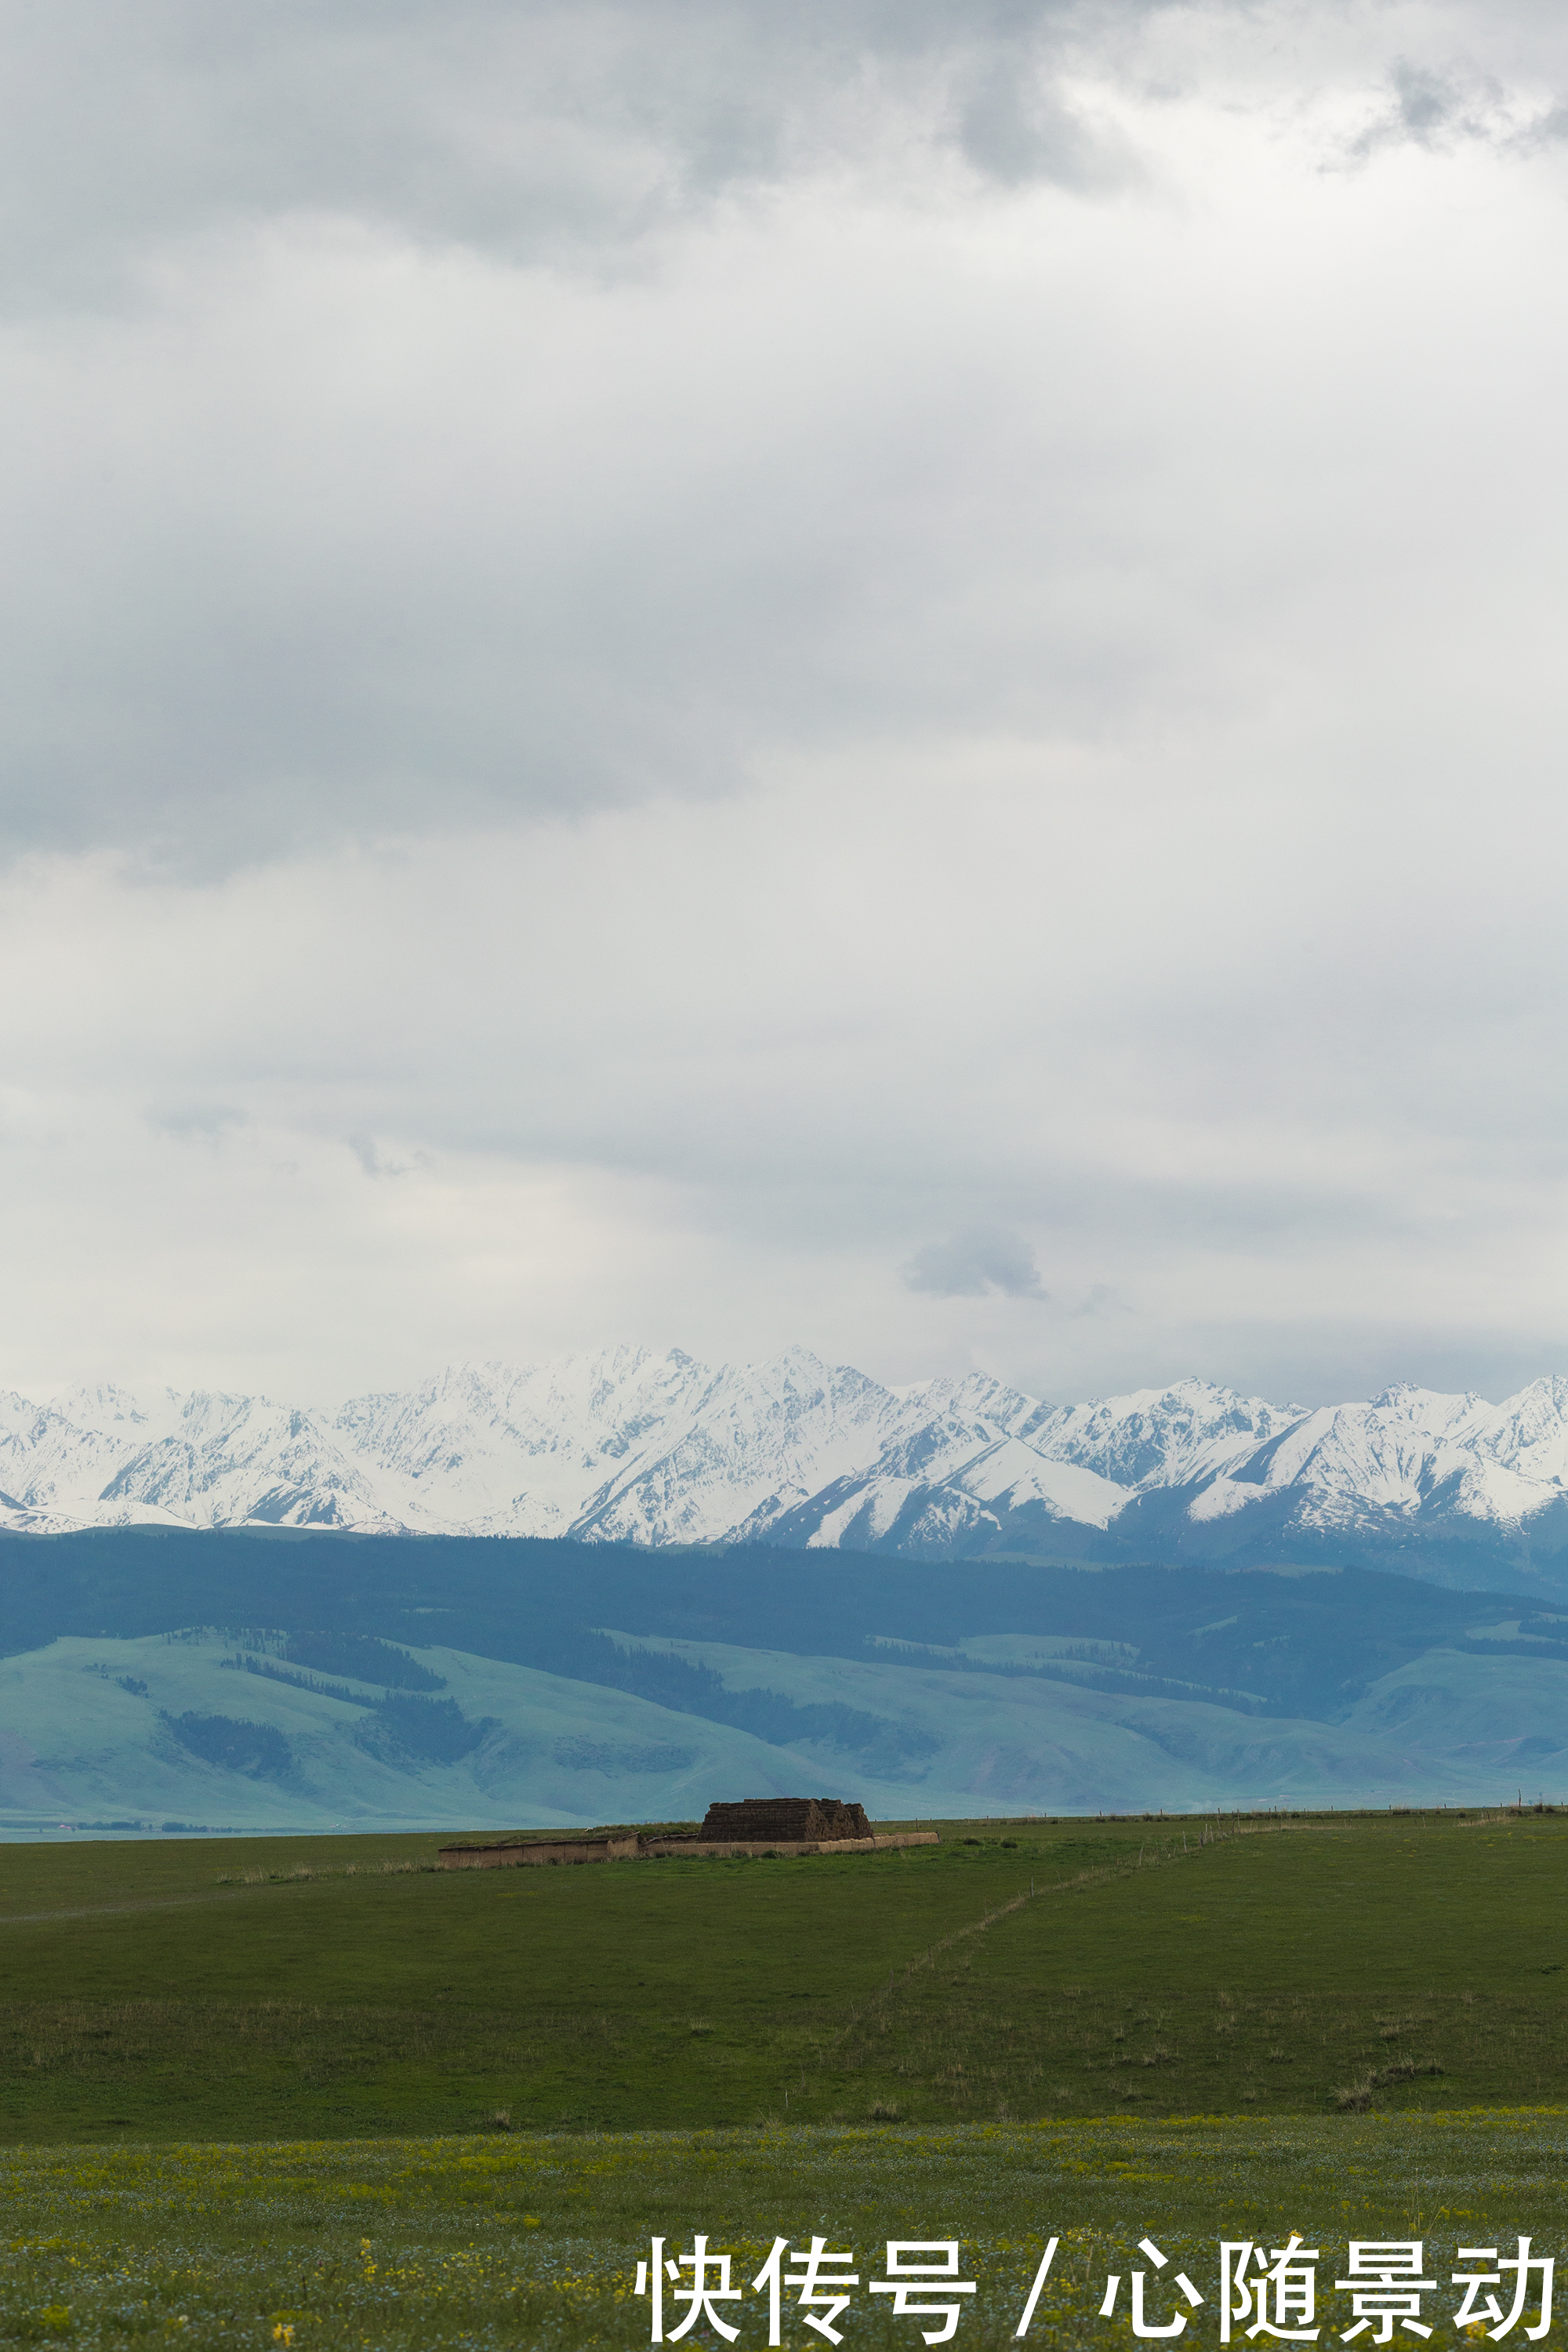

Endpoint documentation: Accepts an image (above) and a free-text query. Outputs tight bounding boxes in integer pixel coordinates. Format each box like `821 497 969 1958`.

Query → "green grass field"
2 1810 1566 2347
2 1809 1564 2140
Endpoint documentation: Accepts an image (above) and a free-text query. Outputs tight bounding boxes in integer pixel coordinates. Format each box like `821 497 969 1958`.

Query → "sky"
3 0 1568 1414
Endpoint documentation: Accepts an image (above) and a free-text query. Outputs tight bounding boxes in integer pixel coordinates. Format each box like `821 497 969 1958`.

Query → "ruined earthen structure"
698 1797 872 1843
438 1795 936 1870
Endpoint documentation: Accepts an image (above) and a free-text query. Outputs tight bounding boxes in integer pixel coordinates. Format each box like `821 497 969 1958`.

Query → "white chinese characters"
753 2236 859 2344
1334 2242 1438 2341
1450 2241 1555 2342
1101 2239 1207 2339
637 2237 973 2346
635 2235 742 2343
1221 2237 1322 2342
634 2230 1559 2344
867 2242 978 2345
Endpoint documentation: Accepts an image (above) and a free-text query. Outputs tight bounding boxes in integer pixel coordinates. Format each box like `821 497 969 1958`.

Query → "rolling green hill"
4 1533 1566 1828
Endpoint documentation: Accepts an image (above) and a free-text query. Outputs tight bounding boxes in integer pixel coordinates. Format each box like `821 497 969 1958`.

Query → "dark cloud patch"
903 1226 1047 1300
349 1135 430 1180
1348 56 1566 160
1388 60 1474 140
0 0 1136 307
147 1103 247 1142
0 1 1163 876
1349 59 1495 155
955 59 1104 187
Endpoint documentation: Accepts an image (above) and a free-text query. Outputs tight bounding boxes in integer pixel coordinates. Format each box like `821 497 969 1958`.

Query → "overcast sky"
3 0 1568 1412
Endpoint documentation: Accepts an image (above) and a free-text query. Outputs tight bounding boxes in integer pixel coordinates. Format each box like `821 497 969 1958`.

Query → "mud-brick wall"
699 1797 872 1843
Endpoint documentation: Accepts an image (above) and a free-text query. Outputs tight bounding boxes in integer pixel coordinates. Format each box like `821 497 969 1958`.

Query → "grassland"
3 1812 1568 2347
2 1809 1566 2140
5 2114 1568 2348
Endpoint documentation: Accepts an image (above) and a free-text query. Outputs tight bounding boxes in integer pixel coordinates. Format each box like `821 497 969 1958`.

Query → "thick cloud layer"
0 0 1147 866
2 0 1566 1406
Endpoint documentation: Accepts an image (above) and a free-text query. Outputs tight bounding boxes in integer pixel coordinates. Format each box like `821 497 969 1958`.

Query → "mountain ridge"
3 1534 1565 1828
5 1351 1568 1594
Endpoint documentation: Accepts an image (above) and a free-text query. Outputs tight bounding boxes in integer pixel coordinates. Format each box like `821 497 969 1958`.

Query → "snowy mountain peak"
3 1354 1568 1567
52 1381 165 1428
1016 1377 1299 1491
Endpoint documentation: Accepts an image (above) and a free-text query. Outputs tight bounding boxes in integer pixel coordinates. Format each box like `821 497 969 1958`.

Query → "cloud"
0 2 1160 877
904 1228 1048 1300
953 51 1126 189
348 1134 431 1181
0 1 1135 301
0 2 1563 873
1070 1285 1128 1320
2 2 1568 1410
147 1103 247 1142
1347 56 1568 161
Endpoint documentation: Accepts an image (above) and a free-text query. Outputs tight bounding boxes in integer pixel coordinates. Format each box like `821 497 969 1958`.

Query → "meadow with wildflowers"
3 1814 1568 2344
4 2114 1568 2348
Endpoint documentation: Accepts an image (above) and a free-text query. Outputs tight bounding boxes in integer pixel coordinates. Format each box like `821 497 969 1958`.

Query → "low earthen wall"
438 1834 640 1870
639 1831 939 1859
437 1829 938 1871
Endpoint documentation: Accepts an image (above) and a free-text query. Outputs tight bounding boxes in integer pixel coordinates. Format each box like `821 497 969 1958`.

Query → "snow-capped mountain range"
6 1348 1568 1585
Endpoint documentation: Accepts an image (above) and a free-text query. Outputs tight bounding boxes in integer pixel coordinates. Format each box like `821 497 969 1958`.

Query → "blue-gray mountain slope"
2 1530 1563 1830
